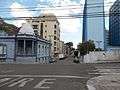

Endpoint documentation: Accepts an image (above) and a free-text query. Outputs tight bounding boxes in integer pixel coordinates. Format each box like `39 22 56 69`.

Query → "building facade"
27 14 60 57
109 0 120 46
83 0 105 50
0 23 51 64
59 41 64 54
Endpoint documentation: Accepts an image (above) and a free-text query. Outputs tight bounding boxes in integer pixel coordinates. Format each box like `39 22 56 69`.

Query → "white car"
59 54 64 60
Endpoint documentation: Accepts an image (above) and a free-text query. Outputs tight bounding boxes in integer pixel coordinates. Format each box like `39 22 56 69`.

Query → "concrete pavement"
87 63 120 90
0 63 98 90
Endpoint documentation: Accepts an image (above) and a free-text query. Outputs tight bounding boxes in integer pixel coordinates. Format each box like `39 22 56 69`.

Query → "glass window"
54 42 56 46
45 25 47 27
0 45 6 54
54 36 56 40
54 30 56 34
33 25 38 29
54 25 57 29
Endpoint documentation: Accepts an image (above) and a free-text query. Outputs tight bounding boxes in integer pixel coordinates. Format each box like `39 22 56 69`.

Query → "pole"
35 35 37 62
14 32 17 62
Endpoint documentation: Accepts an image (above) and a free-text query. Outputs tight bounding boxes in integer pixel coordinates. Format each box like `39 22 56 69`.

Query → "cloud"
37 0 82 33
10 2 33 27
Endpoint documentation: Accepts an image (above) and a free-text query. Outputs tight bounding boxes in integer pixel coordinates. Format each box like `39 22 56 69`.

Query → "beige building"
26 14 60 57
59 41 64 54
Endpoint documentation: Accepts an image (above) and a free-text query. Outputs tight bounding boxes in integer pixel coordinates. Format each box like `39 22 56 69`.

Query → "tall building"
82 0 105 50
109 0 120 46
27 14 60 57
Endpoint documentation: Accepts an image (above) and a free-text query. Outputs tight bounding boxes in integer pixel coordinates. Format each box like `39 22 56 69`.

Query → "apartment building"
27 13 60 57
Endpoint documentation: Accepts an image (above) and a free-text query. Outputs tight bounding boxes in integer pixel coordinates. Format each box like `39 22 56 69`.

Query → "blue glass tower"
82 0 105 50
109 0 120 46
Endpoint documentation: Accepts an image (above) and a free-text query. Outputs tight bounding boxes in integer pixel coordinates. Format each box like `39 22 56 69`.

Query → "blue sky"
0 0 116 48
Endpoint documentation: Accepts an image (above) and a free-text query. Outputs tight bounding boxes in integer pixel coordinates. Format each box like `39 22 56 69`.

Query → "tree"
0 18 18 35
65 42 73 47
65 42 73 55
77 40 95 55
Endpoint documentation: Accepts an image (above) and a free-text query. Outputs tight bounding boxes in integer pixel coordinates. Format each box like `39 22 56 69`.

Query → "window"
54 42 56 46
54 47 56 51
45 25 47 27
0 45 6 55
54 30 56 34
33 25 38 29
54 36 56 40
54 25 57 29
0 45 6 61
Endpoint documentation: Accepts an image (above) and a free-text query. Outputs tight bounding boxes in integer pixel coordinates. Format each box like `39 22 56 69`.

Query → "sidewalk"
87 75 120 90
97 59 120 63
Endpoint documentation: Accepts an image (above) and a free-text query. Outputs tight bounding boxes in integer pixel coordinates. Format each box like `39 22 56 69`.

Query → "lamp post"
14 28 19 62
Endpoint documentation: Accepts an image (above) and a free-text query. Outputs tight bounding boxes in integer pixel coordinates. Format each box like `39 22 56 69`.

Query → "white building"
0 23 52 64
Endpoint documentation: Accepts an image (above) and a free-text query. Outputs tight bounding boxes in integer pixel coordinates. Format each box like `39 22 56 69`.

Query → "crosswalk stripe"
0 75 88 79
0 77 22 88
0 78 11 83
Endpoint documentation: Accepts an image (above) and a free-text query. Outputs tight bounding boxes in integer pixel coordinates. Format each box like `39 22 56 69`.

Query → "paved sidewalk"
97 60 120 64
87 75 120 90
87 63 120 90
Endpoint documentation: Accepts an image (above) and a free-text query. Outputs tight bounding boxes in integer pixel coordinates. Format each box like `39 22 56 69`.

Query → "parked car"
58 54 65 60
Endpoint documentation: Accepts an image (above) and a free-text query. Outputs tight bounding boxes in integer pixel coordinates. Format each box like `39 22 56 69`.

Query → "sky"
0 0 116 48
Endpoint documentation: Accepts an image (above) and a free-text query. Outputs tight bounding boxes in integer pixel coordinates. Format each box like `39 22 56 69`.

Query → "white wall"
84 51 120 63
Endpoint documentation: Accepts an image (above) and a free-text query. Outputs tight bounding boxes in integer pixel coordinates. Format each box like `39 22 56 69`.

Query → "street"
0 56 120 90
0 56 99 90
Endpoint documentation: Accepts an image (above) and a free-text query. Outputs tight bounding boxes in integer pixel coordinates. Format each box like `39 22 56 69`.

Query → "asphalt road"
0 63 99 90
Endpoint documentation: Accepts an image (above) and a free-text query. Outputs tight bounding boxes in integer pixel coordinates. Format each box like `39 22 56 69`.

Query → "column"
32 41 34 55
24 40 26 55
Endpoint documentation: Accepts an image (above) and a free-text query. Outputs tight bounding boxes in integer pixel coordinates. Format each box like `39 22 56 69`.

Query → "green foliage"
95 48 102 51
77 40 95 55
65 42 73 47
0 19 18 35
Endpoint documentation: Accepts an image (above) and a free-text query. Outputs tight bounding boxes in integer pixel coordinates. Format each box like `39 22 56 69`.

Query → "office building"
109 0 120 46
82 0 105 50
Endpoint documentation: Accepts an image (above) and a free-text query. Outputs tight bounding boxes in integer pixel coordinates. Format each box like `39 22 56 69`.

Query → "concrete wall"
84 51 120 63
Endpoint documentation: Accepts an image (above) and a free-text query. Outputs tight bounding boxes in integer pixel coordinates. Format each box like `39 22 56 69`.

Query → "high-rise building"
109 0 120 46
27 13 60 57
82 0 105 50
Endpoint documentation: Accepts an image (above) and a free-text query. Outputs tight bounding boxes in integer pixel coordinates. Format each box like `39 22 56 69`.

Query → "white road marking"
0 78 11 83
0 77 22 88
0 75 88 79
0 74 87 89
8 78 34 87
34 79 56 89
1 70 14 73
89 73 120 75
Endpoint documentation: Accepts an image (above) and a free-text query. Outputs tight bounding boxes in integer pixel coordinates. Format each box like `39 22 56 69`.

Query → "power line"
0 1 115 10
0 13 113 20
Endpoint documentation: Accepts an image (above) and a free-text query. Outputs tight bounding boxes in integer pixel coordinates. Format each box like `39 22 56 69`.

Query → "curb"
87 75 120 90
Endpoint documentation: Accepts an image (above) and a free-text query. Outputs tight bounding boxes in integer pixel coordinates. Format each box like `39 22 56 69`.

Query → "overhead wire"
0 1 117 20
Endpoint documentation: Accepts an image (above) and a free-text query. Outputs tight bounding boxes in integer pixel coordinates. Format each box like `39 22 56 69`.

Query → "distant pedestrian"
73 50 79 63
80 51 85 63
